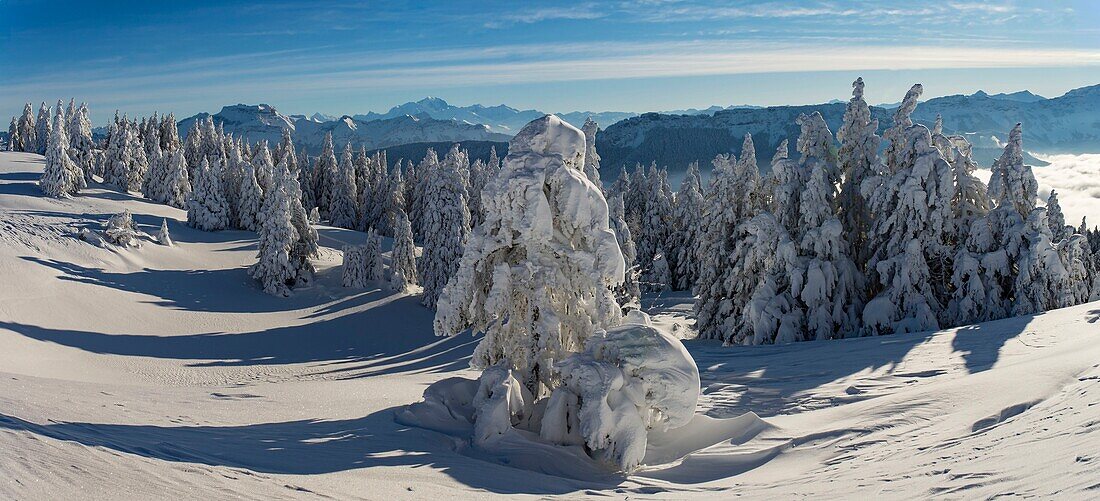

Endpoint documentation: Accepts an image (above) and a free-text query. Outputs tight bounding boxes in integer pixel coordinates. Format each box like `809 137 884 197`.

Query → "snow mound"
400 313 757 476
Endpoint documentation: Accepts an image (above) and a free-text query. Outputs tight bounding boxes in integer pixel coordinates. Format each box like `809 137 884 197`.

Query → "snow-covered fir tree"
694 135 767 341
795 137 861 341
313 133 338 220
948 135 991 243
160 113 180 153
1059 234 1092 307
364 229 384 282
1046 190 1068 243
252 142 275 197
69 103 97 184
329 143 360 229
341 245 368 288
236 162 264 231
34 102 51 155
186 157 230 231
581 117 602 186
389 208 417 291
987 123 1037 220
435 114 624 394
7 117 17 151
16 103 37 153
836 77 881 269
418 146 471 308
163 149 191 209
672 162 704 290
608 193 641 309
40 111 85 198
862 124 953 334
410 148 439 239
140 138 166 200
251 158 315 296
882 84 923 174
638 164 674 290
252 161 300 296
383 163 407 236
1012 207 1067 315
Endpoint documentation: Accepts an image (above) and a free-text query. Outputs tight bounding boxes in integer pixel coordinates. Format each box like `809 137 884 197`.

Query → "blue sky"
2 0 1099 124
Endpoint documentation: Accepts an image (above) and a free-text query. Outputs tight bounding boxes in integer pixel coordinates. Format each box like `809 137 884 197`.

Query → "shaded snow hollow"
0 151 1098 498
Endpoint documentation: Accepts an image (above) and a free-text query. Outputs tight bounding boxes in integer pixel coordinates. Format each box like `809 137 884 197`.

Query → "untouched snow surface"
1 151 1099 498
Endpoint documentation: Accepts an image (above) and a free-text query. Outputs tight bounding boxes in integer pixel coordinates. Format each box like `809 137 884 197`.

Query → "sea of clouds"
976 153 1100 231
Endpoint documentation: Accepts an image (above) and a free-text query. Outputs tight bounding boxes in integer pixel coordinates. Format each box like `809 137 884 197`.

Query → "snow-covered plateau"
2 148 1099 499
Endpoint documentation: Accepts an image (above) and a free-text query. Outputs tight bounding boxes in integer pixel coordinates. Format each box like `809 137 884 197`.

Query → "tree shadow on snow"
0 293 475 375
0 408 610 495
22 255 333 313
683 313 1032 419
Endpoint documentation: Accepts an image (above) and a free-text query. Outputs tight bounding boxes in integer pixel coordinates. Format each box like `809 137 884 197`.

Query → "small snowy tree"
186 157 230 231
608 194 641 309
390 208 418 291
104 210 142 247
435 114 624 393
157 219 173 246
382 163 407 236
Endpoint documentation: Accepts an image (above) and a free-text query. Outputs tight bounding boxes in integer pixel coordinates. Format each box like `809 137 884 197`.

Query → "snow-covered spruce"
163 149 192 209
40 110 85 198
329 143 359 229
341 245 369 288
581 117 602 186
421 115 698 472
250 157 314 296
34 102 51 155
609 193 641 309
389 208 417 291
671 162 704 291
417 147 470 308
186 157 230 231
435 115 625 390
342 230 384 287
236 162 263 232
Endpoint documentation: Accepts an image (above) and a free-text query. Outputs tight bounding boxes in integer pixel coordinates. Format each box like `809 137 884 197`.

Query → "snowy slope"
1 151 1099 499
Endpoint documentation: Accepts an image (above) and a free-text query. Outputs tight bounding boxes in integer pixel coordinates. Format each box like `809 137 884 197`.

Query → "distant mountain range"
596 86 1100 175
160 85 1096 174
177 104 510 152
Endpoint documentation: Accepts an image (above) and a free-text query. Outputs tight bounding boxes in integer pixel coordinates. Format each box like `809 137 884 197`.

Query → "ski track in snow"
0 151 1098 499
